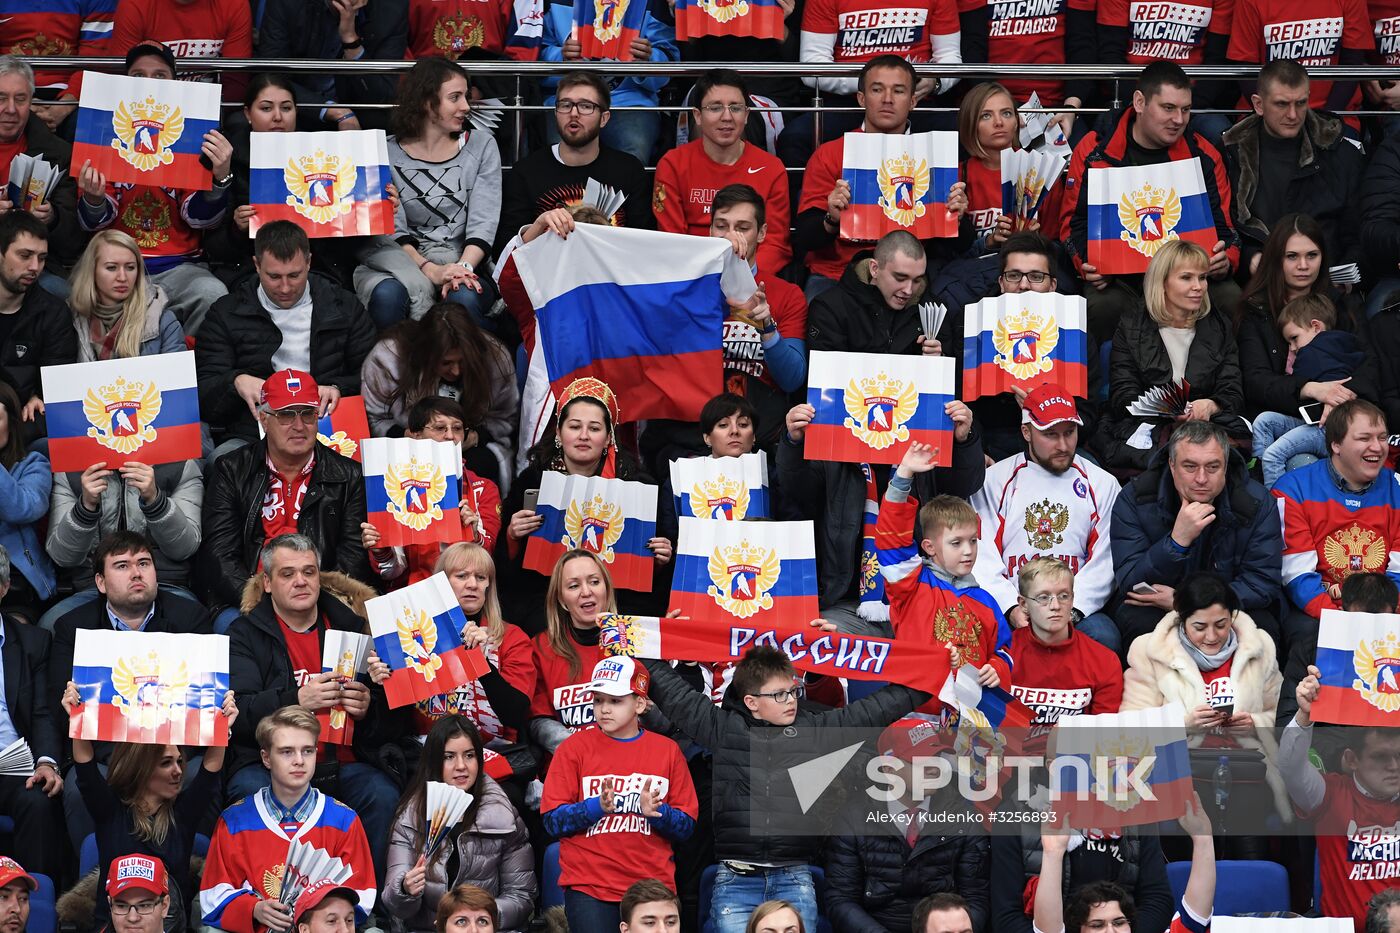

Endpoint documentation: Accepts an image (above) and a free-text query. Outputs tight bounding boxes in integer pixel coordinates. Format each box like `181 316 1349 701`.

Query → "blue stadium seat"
698 864 832 933
195 833 210 858
27 873 56 933
0 815 12 834
1166 860 1289 916
542 842 563 910
80 833 98 878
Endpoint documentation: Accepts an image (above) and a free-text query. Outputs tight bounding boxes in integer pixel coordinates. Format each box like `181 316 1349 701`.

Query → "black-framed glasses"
1000 270 1051 285
271 408 318 426
753 684 805 703
555 99 602 115
110 899 165 916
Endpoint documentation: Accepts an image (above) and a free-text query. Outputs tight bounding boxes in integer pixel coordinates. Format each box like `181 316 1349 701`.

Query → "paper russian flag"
674 0 782 40
319 631 370 746
841 131 959 242
1314 609 1400 727
70 630 230 747
71 73 220 190
523 471 659 591
670 452 769 521
505 224 754 424
938 666 1033 733
804 351 955 467
573 0 648 59
669 516 818 625
962 292 1089 401
1051 703 1193 830
1087 158 1218 275
248 131 395 238
317 396 370 462
42 351 201 473
362 437 463 548
367 573 490 708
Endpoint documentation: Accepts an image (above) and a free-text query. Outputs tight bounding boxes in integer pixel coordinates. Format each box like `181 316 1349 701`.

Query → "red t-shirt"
407 0 521 58
530 632 602 732
277 616 354 763
963 158 1004 240
1008 626 1124 726
540 727 700 901
1098 0 1232 63
652 140 792 277
1312 771 1400 930
110 0 252 65
800 135 858 281
412 622 537 742
801 0 961 63
1371 0 1400 61
260 456 314 546
1227 0 1371 113
956 0 1095 105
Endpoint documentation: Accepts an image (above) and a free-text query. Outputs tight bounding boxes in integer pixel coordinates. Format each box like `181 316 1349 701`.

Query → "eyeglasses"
1027 593 1073 607
1000 270 1051 285
271 408 318 426
555 99 602 115
110 899 164 916
753 684 805 703
700 103 749 116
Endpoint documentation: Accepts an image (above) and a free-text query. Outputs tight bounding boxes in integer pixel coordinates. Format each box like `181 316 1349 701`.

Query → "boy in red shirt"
541 657 698 932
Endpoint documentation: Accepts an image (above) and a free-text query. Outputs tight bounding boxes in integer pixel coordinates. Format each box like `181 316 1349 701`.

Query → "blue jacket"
538 0 677 106
0 452 55 599
1292 329 1365 385
1110 445 1281 612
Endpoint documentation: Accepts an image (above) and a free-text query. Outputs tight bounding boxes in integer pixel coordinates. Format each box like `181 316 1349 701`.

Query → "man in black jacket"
197 369 369 621
1221 60 1363 276
255 0 407 132
0 545 63 877
196 220 377 447
0 209 76 440
47 530 211 851
226 533 398 880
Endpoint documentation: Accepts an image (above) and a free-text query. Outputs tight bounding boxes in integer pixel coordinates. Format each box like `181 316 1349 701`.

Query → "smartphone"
1132 582 1158 595
1300 402 1324 425
522 488 540 512
1216 703 1234 718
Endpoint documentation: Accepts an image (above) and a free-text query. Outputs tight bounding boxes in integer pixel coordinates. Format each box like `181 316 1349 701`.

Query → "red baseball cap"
589 656 650 698
292 880 359 924
877 714 947 762
106 856 167 898
1021 383 1082 430
0 857 35 892
261 370 320 412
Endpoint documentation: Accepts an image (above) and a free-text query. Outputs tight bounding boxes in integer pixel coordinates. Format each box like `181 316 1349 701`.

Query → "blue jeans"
366 278 410 331
227 761 399 882
564 890 619 932
1077 610 1121 655
546 107 661 164
1254 411 1326 487
710 864 818 933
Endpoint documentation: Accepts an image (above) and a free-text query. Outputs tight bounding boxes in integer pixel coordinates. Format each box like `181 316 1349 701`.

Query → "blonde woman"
67 230 184 362
1093 240 1246 469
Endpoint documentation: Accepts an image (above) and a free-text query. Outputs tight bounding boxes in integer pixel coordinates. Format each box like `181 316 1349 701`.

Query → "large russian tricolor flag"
670 517 818 625
70 630 230 747
317 396 371 462
1314 609 1400 727
367 573 489 708
804 351 955 466
1087 158 1217 275
362 437 462 548
674 0 782 41
841 131 959 242
573 0 648 59
500 223 754 427
72 73 220 190
249 131 395 238
42 351 201 473
670 452 769 521
523 471 659 591
1051 703 1193 830
962 292 1089 400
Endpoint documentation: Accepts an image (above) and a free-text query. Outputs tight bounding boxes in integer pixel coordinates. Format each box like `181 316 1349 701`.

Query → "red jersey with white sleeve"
799 0 962 98
530 633 602 732
0 0 114 93
1008 626 1123 726
1098 0 1231 63
540 727 699 901
412 622 536 742
405 0 544 60
651 140 792 277
1311 771 1400 928
1370 0 1400 61
956 0 1095 105
1227 0 1371 113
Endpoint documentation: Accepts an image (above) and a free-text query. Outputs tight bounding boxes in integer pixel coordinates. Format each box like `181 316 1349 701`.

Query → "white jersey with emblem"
971 452 1121 615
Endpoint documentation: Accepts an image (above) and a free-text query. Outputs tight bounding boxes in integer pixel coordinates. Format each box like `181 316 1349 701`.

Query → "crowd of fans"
7 0 1400 931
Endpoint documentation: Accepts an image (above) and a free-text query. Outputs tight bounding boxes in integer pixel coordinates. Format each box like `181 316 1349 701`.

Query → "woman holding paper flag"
62 681 238 932
958 83 1064 252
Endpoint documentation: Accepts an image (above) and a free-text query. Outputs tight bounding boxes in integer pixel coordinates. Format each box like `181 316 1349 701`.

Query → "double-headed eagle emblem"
843 373 917 450
112 97 183 173
993 309 1059 382
284 150 356 226
707 540 779 618
384 457 447 532
1118 182 1182 259
83 377 161 456
563 494 625 561
877 153 930 228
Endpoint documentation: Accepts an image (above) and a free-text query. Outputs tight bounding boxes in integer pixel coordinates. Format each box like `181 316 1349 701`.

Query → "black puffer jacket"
227 590 396 778
1093 304 1246 470
824 827 989 932
0 283 76 407
1359 129 1400 282
195 273 377 441
643 658 929 866
805 254 927 357
195 440 369 609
